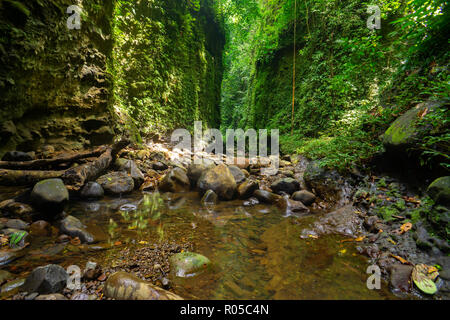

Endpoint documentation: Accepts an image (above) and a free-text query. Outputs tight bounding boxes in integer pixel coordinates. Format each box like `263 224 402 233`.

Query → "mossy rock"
427 176 450 206
383 101 444 152
169 252 211 278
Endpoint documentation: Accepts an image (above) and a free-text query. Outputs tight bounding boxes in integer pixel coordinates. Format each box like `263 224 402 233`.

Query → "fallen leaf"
390 254 409 264
114 241 122 246
97 274 107 282
70 237 81 246
388 238 397 245
400 222 413 234
412 264 438 295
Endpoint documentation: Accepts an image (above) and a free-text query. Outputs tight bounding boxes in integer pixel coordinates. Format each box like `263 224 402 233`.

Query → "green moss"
376 206 399 222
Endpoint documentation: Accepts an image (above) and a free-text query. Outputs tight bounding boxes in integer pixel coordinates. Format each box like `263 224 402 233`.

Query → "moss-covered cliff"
0 0 116 155
111 0 225 139
0 0 224 156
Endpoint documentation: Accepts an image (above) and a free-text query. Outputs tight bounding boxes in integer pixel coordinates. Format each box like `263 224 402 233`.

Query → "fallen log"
61 139 130 191
0 140 130 188
0 169 64 186
0 146 107 170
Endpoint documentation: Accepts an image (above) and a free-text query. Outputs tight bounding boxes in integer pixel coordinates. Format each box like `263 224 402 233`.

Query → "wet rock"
159 167 190 193
169 252 211 277
25 292 39 300
228 165 246 185
0 270 13 285
22 264 68 294
389 264 413 292
115 158 145 188
35 293 68 300
186 163 214 187
197 164 237 200
0 278 25 298
2 151 33 162
80 182 104 200
104 271 183 300
5 219 29 230
71 292 90 300
0 250 22 266
427 176 450 206
31 178 69 214
303 161 342 200
363 216 381 233
242 169 250 178
201 190 218 205
253 190 282 204
153 161 168 171
275 198 310 215
59 215 94 244
270 178 300 195
237 180 259 199
413 223 433 250
97 172 134 195
83 261 101 280
279 169 295 178
292 190 316 206
0 201 33 217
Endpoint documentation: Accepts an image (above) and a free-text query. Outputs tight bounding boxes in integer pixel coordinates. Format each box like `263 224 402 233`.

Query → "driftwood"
0 140 130 188
0 146 107 170
0 169 64 186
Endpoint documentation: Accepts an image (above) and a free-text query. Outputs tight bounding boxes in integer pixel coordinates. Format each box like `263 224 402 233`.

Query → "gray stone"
80 182 104 199
59 215 94 244
159 167 190 193
292 190 316 205
187 163 213 187
237 180 259 199
31 178 69 214
169 252 211 278
22 264 68 294
228 165 246 185
427 176 450 206
389 264 413 292
104 271 183 300
97 172 134 195
115 159 145 188
5 219 29 230
197 164 237 200
35 293 68 300
253 190 282 204
2 151 33 161
270 178 300 195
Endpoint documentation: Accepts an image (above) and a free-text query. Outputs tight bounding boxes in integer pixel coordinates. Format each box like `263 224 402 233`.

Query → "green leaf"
412 264 438 295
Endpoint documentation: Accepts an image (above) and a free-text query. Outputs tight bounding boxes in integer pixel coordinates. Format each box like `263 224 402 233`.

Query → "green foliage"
218 0 449 172
111 0 224 137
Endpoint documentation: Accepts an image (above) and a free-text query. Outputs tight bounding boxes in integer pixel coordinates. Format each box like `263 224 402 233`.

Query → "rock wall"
0 0 116 156
0 0 225 156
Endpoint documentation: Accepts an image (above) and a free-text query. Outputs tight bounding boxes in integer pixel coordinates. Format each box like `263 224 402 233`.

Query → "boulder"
31 179 69 214
22 264 68 294
114 159 145 188
186 163 214 187
30 220 52 237
104 272 183 300
427 176 450 206
292 190 316 206
80 182 104 199
237 180 259 199
228 165 246 185
201 190 218 205
152 162 168 171
389 264 413 292
169 252 211 277
197 164 237 200
270 178 300 195
253 190 282 204
383 100 446 153
159 167 190 193
59 215 94 244
276 198 310 215
303 161 342 200
97 172 134 195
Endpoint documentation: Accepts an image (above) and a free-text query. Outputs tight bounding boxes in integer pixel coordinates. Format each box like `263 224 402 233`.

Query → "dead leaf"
400 222 412 234
390 254 410 264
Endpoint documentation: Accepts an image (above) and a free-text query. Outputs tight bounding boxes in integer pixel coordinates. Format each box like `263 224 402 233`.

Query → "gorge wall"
0 0 224 156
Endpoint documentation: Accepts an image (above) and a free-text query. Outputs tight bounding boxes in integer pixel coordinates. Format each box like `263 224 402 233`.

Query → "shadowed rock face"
104 271 183 300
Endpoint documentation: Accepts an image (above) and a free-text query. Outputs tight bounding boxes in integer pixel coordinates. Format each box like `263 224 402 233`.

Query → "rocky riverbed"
0 142 448 300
